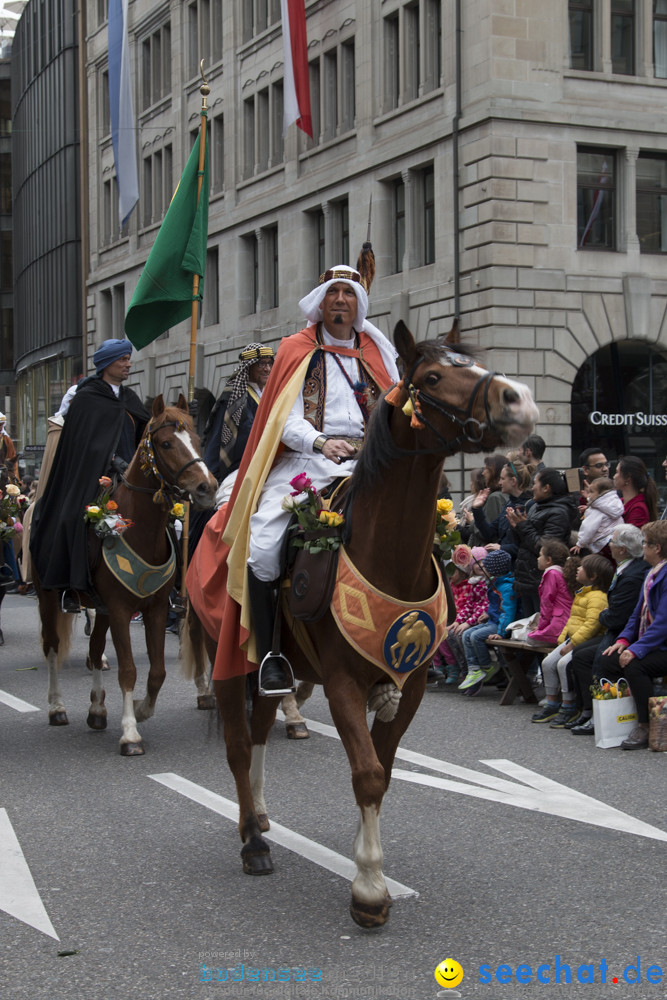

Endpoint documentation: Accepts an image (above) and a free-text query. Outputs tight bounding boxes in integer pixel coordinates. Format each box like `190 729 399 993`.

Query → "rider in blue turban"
31 339 148 613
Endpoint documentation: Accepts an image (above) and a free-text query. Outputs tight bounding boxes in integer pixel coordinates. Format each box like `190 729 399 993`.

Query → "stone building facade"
17 0 667 494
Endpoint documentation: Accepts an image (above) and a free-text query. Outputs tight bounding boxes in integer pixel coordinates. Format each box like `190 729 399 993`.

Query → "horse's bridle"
122 418 204 505
396 350 499 456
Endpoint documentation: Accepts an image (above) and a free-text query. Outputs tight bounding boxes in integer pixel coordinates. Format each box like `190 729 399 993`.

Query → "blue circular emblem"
383 610 436 673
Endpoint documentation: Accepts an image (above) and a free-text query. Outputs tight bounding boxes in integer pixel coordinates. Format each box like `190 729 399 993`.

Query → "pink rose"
13 521 23 534
452 544 473 568
289 473 313 496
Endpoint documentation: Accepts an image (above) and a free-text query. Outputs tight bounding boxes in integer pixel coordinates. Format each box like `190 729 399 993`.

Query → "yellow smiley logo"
435 958 464 989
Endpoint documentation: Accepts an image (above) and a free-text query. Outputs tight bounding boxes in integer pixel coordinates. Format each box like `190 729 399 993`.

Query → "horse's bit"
122 419 203 505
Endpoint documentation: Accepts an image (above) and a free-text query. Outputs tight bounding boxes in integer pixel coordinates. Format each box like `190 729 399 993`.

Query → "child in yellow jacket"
532 554 614 727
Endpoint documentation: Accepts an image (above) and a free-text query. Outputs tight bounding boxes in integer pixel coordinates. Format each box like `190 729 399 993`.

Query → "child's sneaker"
484 661 501 683
549 706 580 728
458 668 486 690
444 664 461 686
531 703 561 723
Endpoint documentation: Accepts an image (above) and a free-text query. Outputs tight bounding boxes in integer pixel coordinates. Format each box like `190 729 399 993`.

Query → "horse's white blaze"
249 745 267 817
119 690 141 745
174 429 209 478
351 805 387 905
488 375 539 446
46 650 65 715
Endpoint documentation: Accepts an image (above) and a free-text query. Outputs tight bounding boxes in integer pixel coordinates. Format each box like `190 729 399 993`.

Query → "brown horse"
35 394 217 755
205 321 538 926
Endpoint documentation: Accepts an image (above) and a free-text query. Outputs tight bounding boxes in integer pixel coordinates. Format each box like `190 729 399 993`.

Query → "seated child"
572 477 624 555
458 549 517 692
528 538 578 642
532 553 614 727
431 550 489 687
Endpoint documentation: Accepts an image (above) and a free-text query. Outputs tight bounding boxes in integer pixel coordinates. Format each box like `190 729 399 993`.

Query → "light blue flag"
108 0 139 227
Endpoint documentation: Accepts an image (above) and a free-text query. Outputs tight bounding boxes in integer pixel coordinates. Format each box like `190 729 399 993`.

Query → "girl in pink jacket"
528 539 578 642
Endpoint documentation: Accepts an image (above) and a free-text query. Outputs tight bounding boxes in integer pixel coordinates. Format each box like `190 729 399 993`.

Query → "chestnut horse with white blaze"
34 394 217 755
208 322 538 926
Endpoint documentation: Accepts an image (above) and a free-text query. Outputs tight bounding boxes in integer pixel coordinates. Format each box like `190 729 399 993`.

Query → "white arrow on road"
281 714 667 844
0 809 59 940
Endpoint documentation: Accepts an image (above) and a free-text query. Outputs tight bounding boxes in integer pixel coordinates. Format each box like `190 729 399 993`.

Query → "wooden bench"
485 637 556 706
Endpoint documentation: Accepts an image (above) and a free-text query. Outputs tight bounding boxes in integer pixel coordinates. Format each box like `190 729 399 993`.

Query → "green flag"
125 134 209 348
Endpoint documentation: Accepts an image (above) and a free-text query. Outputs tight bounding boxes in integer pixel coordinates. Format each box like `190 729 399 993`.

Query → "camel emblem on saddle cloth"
387 610 434 670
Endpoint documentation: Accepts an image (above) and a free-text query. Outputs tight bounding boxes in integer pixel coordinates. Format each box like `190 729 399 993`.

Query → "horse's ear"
152 394 165 417
444 318 460 345
176 393 188 413
393 320 418 369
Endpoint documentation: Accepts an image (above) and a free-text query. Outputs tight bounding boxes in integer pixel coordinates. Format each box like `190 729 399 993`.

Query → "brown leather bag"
287 537 341 623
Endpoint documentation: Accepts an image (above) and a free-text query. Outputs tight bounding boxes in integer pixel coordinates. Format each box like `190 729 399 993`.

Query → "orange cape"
186 326 396 680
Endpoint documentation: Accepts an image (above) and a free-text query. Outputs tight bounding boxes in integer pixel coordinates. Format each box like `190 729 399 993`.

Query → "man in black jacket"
30 339 148 613
568 524 648 734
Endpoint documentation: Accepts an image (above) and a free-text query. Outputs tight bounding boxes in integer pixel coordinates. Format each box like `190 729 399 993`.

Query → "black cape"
30 377 148 593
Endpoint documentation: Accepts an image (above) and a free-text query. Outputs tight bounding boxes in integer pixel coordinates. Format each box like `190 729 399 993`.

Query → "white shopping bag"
592 677 638 748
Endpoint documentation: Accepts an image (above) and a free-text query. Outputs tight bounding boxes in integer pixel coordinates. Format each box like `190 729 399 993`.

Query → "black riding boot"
247 568 295 697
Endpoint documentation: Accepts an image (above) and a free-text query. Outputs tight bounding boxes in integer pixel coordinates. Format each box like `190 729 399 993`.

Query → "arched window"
571 341 667 496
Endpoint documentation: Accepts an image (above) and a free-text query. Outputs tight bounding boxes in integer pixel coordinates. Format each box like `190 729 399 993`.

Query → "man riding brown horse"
30 338 148 614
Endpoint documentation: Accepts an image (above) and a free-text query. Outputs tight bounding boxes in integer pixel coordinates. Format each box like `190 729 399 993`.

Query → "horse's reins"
121 419 203 505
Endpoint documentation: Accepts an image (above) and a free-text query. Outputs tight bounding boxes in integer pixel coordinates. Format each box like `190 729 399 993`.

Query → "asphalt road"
0 592 666 1000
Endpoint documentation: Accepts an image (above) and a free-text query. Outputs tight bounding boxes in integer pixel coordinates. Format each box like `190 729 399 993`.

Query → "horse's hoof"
349 895 392 929
120 741 144 756
86 712 107 731
285 721 309 739
197 694 217 711
48 712 69 726
256 813 270 833
241 836 273 875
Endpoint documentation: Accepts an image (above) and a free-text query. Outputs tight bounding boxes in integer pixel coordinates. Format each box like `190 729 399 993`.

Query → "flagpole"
180 63 209 613
188 62 210 404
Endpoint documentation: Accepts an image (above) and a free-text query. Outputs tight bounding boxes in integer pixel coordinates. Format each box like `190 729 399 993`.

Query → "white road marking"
148 772 416 899
0 689 40 713
277 712 667 844
0 809 59 940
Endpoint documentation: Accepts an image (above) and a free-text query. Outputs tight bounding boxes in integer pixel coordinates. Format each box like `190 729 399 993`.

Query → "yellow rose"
171 503 185 518
86 505 101 515
436 498 454 514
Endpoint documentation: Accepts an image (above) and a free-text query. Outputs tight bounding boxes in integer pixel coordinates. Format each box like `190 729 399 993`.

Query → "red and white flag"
281 0 313 137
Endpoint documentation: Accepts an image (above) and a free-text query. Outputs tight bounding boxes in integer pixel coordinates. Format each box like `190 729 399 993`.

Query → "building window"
655 0 667 77
384 13 400 111
577 148 616 250
141 144 173 229
100 285 126 340
97 0 108 27
422 166 435 265
187 1 223 80
382 1 442 112
201 247 219 327
637 152 667 253
611 0 635 74
394 177 405 272
141 22 172 111
0 80 11 136
0 153 11 215
212 115 224 193
243 84 284 177
569 1 594 70
1 230 12 291
243 226 279 312
307 36 355 146
101 69 110 137
0 307 12 371
242 0 282 42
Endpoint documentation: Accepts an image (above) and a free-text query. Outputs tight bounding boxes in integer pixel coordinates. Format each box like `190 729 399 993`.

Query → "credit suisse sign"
590 412 667 427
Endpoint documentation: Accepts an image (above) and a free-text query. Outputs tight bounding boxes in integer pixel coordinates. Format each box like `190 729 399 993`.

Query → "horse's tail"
179 599 209 681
